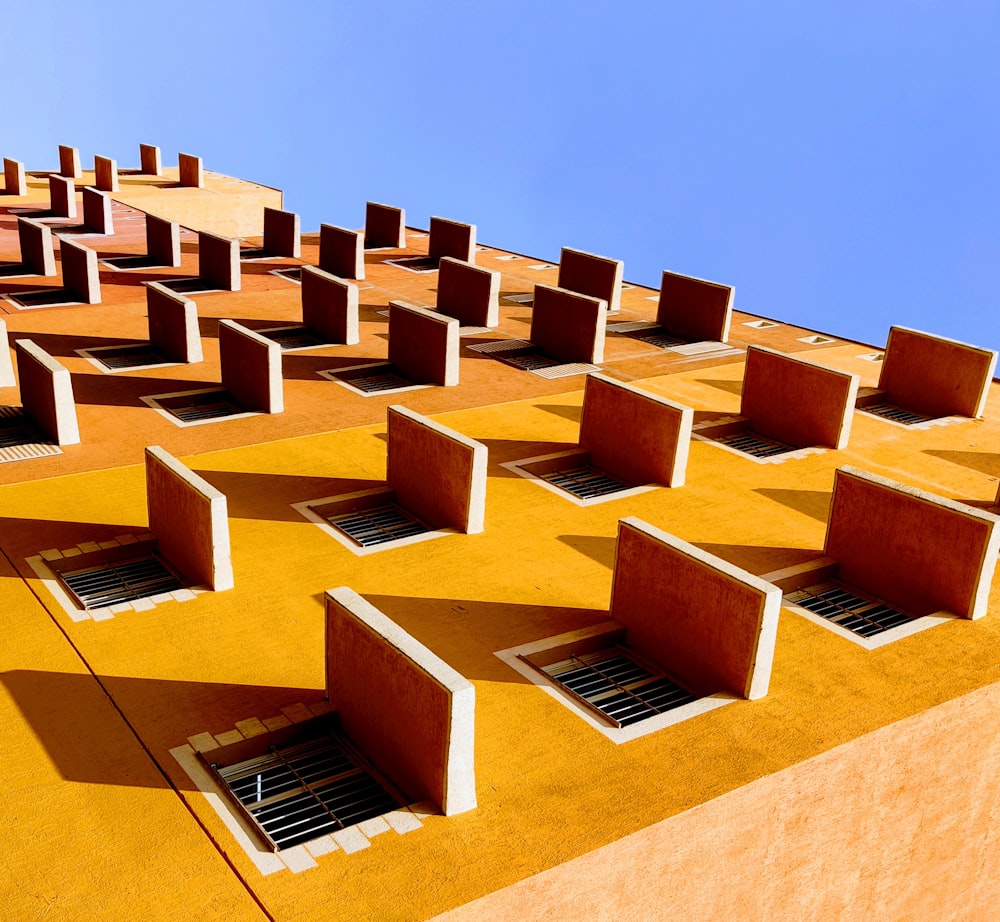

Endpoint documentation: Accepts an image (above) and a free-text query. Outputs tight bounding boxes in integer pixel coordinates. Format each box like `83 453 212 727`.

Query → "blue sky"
4 1 998 350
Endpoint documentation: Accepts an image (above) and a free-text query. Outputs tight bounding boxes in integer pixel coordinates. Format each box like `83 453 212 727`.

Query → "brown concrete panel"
878 326 997 419
146 283 203 364
609 518 781 699
579 373 693 487
262 207 300 258
365 201 406 248
178 152 204 188
144 445 233 590
656 269 734 343
386 404 487 533
825 466 1000 620
318 224 364 280
58 145 81 179
48 174 77 220
16 218 56 276
59 239 101 305
218 319 283 414
388 301 460 387
3 158 26 195
0 320 15 388
557 247 624 315
301 266 359 345
429 217 476 263
139 143 161 176
325 587 476 815
13 339 80 445
530 284 607 364
197 231 241 292
741 346 859 449
437 257 500 328
147 214 181 267
93 155 119 193
81 187 113 235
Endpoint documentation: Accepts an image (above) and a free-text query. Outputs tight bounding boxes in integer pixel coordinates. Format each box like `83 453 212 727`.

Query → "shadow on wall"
754 488 832 524
0 669 320 790
696 377 744 396
0 514 147 561
924 450 1000 478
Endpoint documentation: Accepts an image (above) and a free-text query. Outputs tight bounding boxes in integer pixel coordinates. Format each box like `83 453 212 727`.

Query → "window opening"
540 464 629 500
786 581 915 638
255 325 327 351
859 402 932 425
58 553 183 610
714 430 795 459
607 320 683 348
385 256 439 273
154 390 243 423
86 344 166 371
325 501 429 548
0 407 61 461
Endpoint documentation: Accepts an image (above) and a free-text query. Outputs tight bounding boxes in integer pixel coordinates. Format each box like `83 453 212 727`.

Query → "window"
252 325 328 351
58 552 183 610
607 320 683 348
0 406 61 462
78 343 170 372
465 340 599 378
205 717 402 852
385 255 439 273
142 388 248 425
858 402 932 425
319 363 429 397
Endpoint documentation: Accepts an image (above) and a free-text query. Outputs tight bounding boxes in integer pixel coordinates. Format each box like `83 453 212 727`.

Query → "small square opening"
0 407 61 462
254 325 329 351
309 492 430 549
464 340 599 379
319 363 427 397
79 343 169 371
786 581 916 639
606 320 683 348
694 418 798 460
385 256 439 273
143 388 248 426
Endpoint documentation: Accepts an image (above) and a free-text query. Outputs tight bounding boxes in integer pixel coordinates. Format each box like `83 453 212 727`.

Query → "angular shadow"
693 542 822 576
192 469 382 522
534 403 582 424
755 488 831 523
0 669 320 789
557 534 616 568
696 377 743 396
9 329 140 357
0 514 144 561
925 450 1000 478
282 353 384 380
71 372 219 408
478 437 578 471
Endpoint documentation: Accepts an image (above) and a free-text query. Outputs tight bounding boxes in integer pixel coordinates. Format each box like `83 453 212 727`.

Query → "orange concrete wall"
218 320 283 413
325 587 476 815
139 143 161 176
530 284 606 364
262 207 300 258
82 186 113 235
437 257 500 328
741 345 859 449
144 445 233 590
609 518 780 699
58 144 81 178
48 174 76 219
17 218 55 276
301 266 359 345
94 155 118 193
147 214 181 267
0 320 14 388
388 301 459 386
429 217 476 263
656 269 733 342
580 373 693 487
825 466 999 619
4 157 26 195
14 339 80 445
319 224 364 280
178 152 203 188
386 404 487 533
198 231 240 292
146 283 203 363
59 239 101 304
435 680 1000 922
878 325 997 418
557 247 624 315
365 201 406 248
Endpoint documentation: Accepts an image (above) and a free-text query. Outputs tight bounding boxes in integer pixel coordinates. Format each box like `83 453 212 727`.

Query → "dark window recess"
212 730 401 851
239 247 272 261
91 344 165 370
103 254 166 270
786 582 916 637
608 322 683 348
332 364 413 394
156 390 243 423
59 553 183 610
530 646 699 728
256 326 327 351
714 430 795 459
271 267 303 283
6 289 77 308
160 278 222 294
384 256 439 273
326 502 429 548
860 402 932 425
541 465 629 500
0 407 45 448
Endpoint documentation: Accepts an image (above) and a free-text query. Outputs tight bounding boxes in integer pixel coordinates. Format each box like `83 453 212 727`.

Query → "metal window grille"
385 256 439 273
162 391 242 423
860 402 932 425
325 502 429 547
0 407 61 462
607 321 683 348
212 731 400 851
238 246 271 261
786 581 915 637
541 465 629 500
59 553 183 610
333 365 414 394
92 344 165 370
533 646 698 728
256 326 326 351
271 267 303 283
715 430 795 458
103 254 163 270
